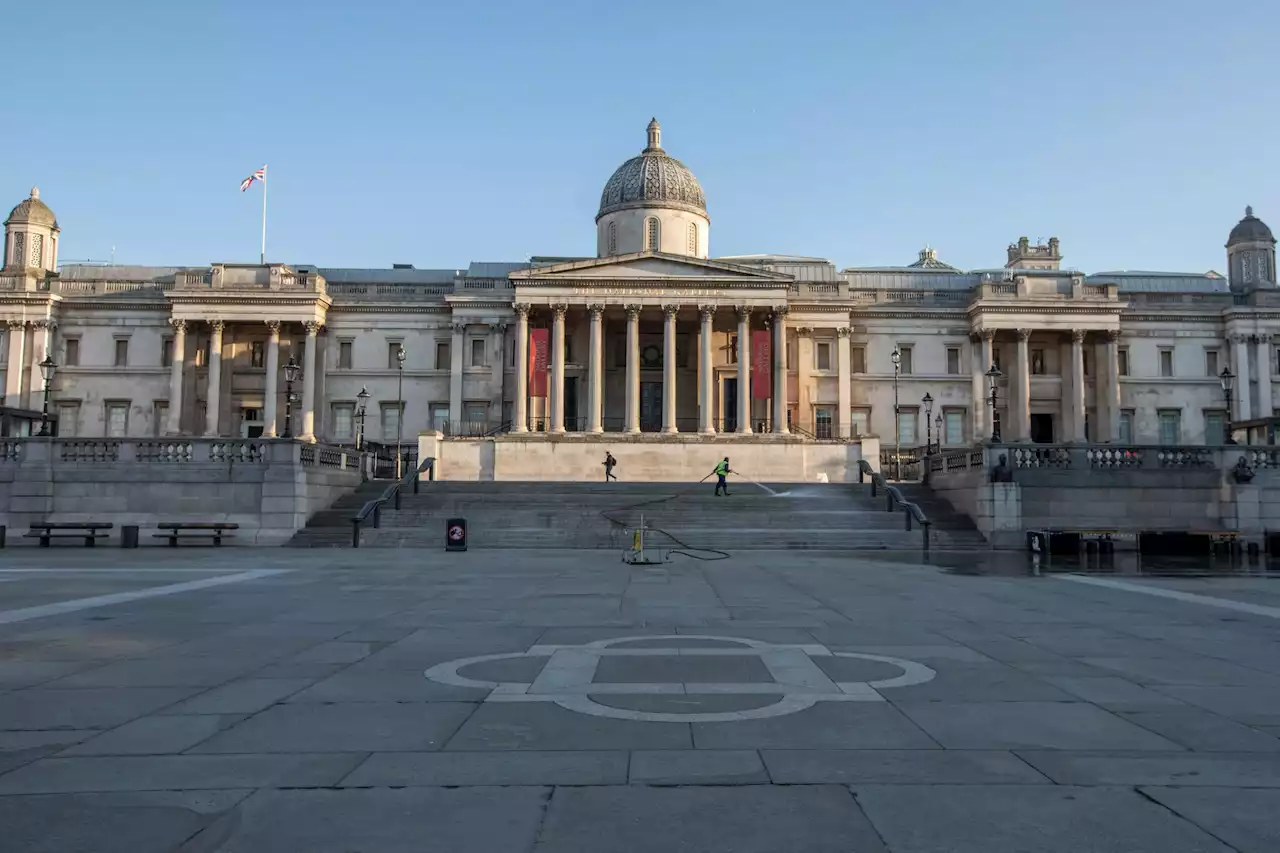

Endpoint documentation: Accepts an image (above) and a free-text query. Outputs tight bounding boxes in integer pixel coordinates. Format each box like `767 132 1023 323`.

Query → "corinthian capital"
513 302 531 318
624 304 642 319
169 318 187 334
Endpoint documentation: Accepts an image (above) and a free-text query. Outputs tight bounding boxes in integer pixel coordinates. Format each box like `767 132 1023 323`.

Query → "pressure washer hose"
598 470 731 562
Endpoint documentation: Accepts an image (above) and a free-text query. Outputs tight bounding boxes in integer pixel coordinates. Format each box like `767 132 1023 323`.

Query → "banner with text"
751 330 772 399
529 328 549 397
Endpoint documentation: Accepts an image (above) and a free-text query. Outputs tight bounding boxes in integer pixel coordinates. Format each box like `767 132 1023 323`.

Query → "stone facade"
2 121 1278 454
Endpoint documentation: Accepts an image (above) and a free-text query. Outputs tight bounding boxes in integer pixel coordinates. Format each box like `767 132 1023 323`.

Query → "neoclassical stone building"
1 119 1277 452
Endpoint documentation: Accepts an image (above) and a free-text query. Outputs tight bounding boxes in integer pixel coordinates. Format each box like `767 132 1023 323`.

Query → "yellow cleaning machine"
623 514 665 565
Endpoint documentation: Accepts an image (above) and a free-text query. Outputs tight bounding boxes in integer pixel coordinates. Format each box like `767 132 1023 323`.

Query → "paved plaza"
1 549 1280 851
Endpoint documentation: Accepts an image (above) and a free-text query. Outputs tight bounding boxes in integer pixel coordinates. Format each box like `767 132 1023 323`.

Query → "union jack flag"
239 166 266 192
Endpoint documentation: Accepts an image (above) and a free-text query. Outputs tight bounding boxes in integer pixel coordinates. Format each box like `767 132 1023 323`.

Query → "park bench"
24 522 113 547
153 522 239 547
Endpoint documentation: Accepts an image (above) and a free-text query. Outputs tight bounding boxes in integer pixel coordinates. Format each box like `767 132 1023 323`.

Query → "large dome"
596 119 707 222
4 187 57 229
1227 206 1274 247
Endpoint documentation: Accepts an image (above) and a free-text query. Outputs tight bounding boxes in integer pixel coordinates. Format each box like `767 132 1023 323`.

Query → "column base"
774 428 791 436
589 426 604 434
626 427 641 435
738 429 754 436
550 428 566 435
662 427 678 435
699 427 716 436
511 425 528 434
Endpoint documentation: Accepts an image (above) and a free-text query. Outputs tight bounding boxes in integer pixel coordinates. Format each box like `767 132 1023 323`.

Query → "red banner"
529 328 549 397
751 330 772 399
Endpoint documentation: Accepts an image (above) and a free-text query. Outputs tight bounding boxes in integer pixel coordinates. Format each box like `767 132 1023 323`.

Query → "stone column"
1232 333 1252 422
587 305 604 433
1105 330 1122 441
4 321 25 409
836 326 852 438
970 333 985 440
625 304 641 434
1257 334 1274 419
550 305 567 433
773 307 789 434
166 320 187 435
982 332 996 441
512 304 530 433
204 320 224 436
262 320 279 437
26 320 52 412
698 305 715 434
736 305 753 434
449 322 465 431
1069 329 1086 442
662 305 678 433
1014 328 1031 441
795 326 812 432
300 321 319 441
490 322 506 429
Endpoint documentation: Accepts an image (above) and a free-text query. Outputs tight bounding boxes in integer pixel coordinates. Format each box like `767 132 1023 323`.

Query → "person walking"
713 457 732 496
603 451 618 482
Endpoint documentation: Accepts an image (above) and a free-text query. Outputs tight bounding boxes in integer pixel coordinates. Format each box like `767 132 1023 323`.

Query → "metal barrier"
351 457 435 547
856 459 931 551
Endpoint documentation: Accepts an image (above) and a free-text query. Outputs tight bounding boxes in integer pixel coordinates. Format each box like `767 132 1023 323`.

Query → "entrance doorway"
640 382 662 431
723 378 738 433
1030 413 1054 443
564 377 580 431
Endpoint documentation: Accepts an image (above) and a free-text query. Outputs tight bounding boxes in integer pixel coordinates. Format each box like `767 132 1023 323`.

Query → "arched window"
687 223 697 255
607 222 617 255
646 218 660 251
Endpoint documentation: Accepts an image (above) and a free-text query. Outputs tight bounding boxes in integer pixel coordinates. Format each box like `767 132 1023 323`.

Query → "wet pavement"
1 548 1279 851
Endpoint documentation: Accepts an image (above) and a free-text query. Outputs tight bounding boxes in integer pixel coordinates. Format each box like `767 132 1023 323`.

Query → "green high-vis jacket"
714 461 729 476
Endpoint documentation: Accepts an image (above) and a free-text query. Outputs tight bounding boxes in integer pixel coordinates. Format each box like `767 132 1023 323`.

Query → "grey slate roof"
59 264 185 282
1086 271 1230 293
319 267 458 284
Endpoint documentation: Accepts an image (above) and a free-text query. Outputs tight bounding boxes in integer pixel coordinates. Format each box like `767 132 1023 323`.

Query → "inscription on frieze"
568 286 724 298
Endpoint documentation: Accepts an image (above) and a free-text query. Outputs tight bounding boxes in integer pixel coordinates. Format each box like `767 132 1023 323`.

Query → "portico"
508 253 793 437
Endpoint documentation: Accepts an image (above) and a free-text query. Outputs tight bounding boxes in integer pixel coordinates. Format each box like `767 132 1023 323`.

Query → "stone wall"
0 438 365 545
928 444 1280 549
418 432 878 483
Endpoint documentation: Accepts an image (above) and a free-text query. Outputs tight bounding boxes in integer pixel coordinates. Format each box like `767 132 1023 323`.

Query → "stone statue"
990 453 1013 483
1231 456 1255 484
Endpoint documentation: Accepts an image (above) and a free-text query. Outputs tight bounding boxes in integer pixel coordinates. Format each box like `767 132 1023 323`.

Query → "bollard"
120 525 139 549
904 508 912 531
394 488 402 511
0 524 5 549
351 519 361 548
446 517 467 552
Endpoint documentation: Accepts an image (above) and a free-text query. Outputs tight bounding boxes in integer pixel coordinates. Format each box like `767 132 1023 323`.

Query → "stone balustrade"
930 443 1276 476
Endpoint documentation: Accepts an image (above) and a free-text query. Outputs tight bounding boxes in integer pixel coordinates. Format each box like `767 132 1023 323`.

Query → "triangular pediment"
509 252 792 282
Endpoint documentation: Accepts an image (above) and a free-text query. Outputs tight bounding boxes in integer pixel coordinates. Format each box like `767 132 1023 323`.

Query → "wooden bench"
153 522 239 547
24 522 113 547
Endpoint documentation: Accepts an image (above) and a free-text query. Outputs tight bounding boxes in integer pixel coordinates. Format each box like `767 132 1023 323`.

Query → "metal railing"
351 456 435 547
857 459 931 551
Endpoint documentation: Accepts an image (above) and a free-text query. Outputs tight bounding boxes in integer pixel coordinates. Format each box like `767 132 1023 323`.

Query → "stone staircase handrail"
856 459 931 551
351 456 436 547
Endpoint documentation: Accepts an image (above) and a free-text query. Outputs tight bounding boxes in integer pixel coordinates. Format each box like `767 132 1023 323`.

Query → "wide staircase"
289 479 988 550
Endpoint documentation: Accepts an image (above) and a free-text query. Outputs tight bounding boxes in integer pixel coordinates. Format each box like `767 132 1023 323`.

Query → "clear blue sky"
6 1 1276 274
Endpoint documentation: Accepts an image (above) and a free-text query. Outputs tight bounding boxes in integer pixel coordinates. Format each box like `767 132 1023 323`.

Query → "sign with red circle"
449 525 464 541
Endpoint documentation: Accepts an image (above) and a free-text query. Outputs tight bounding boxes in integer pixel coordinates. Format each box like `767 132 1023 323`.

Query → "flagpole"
260 165 268 265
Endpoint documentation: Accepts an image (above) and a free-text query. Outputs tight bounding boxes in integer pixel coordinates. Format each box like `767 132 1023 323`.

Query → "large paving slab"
3 548 1280 850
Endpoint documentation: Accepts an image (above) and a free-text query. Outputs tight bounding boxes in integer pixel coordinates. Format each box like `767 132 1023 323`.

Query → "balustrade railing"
0 437 366 470
927 443 1279 479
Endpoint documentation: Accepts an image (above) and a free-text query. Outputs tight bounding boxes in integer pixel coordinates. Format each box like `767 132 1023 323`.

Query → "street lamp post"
282 356 300 439
395 346 406 479
37 355 56 436
986 364 1003 443
891 347 901 480
922 392 934 458
1219 366 1236 444
935 412 943 453
356 385 370 450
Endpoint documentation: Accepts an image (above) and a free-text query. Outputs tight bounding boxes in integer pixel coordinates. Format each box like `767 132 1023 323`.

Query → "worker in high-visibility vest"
714 457 732 497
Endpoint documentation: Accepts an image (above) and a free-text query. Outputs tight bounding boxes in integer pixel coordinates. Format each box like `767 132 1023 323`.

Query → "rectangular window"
153 402 168 436
728 335 738 365
944 410 965 446
338 341 353 369
56 402 80 437
1205 349 1219 377
471 339 486 368
106 402 129 437
161 337 174 368
897 408 918 446
992 347 1002 372
464 402 487 427
64 338 80 367
388 342 404 369
1031 348 1046 375
785 341 795 371
814 406 833 439
1204 410 1227 445
1159 348 1174 377
507 336 515 368
946 347 961 375
332 403 354 441
816 341 831 371
250 341 265 369
851 407 870 437
1118 347 1130 376
896 346 914 375
380 403 402 442
435 341 450 370
851 346 866 374
1083 349 1091 377
1119 410 1135 444
430 403 450 432
114 339 129 368
1158 409 1181 445
293 339 304 366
